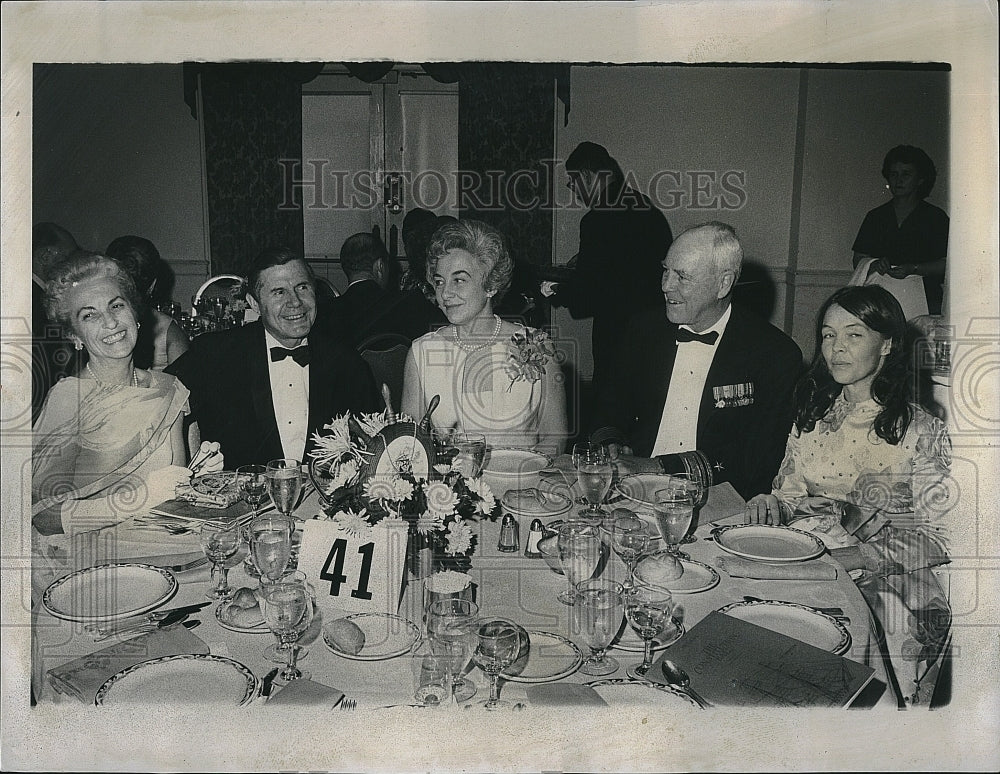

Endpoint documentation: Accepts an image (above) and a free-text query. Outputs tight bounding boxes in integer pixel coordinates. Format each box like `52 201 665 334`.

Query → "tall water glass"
452 433 487 478
262 581 313 682
672 471 708 544
653 486 694 559
625 583 675 680
266 458 303 521
425 598 479 705
574 578 625 676
259 569 314 663
572 443 613 522
557 521 601 606
250 515 293 582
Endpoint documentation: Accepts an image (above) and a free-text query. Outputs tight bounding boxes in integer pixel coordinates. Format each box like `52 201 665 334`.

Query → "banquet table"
33 473 893 709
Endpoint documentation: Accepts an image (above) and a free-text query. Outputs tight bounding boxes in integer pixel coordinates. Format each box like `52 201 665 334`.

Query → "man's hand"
745 493 784 525
540 281 559 298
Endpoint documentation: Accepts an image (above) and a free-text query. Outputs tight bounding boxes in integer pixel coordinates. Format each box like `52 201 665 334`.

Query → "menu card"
652 611 875 708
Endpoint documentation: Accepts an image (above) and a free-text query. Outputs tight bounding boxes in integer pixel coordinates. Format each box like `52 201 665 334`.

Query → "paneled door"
301 67 458 292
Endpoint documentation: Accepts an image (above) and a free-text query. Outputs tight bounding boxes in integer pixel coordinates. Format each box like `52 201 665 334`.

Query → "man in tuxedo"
166 247 380 470
592 222 802 500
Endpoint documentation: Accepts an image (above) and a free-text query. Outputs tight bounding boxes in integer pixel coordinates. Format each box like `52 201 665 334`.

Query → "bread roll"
327 618 366 655
639 553 684 584
223 603 264 628
231 586 258 609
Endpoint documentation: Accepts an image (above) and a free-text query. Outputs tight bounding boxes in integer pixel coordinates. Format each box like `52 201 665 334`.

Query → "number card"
298 519 408 617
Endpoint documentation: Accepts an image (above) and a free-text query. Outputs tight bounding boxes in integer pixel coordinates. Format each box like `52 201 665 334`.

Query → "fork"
338 697 357 712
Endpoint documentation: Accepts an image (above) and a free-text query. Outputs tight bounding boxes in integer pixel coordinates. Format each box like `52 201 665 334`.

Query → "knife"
260 667 280 699
87 601 212 633
93 609 191 642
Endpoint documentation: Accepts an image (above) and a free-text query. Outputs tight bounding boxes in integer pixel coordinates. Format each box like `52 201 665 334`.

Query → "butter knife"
93 609 191 641
260 667 280 698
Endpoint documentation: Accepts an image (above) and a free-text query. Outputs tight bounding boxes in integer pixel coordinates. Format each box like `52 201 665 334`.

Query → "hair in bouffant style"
425 219 514 303
44 252 143 338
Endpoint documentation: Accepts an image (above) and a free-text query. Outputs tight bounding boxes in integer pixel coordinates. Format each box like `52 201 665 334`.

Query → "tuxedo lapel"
246 324 283 458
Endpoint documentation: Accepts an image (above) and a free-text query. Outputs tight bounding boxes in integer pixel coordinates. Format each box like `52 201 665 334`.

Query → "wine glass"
653 485 695 560
262 580 314 682
199 521 241 600
258 569 313 663
573 443 613 522
574 578 625 676
470 618 521 711
611 513 650 591
236 464 268 519
625 583 675 679
265 458 303 522
452 432 487 478
425 598 480 704
556 520 601 606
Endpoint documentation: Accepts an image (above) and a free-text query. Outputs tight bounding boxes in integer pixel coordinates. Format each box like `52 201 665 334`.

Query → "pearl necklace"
86 362 139 388
452 314 502 353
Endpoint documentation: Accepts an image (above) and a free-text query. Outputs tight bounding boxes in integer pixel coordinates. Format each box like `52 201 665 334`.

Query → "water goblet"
236 464 268 519
610 513 650 591
258 569 314 663
452 432 487 478
470 618 521 711
652 486 694 560
250 515 293 581
265 458 303 522
199 521 241 600
672 471 708 544
574 578 625 676
556 520 601 606
425 598 479 704
262 580 313 682
624 583 675 679
572 443 613 523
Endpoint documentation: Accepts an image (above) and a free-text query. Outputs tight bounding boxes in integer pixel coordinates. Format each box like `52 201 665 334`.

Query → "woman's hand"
886 263 916 279
190 440 223 474
867 258 892 277
144 465 193 507
745 494 784 525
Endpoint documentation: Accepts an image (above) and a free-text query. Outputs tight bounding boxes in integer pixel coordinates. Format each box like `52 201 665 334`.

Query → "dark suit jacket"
593 304 803 500
165 321 380 470
317 279 445 347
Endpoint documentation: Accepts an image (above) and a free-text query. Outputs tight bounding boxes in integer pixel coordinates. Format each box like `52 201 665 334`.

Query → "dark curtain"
196 63 319 275
457 63 557 325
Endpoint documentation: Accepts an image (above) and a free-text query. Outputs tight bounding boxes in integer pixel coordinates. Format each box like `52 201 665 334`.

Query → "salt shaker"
524 518 545 558
497 513 520 553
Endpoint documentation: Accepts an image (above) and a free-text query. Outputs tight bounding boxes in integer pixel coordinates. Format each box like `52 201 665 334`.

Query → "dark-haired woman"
746 285 951 703
852 145 948 315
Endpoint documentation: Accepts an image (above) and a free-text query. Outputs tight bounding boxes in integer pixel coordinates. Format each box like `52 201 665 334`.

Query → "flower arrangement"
308 410 500 565
504 328 557 391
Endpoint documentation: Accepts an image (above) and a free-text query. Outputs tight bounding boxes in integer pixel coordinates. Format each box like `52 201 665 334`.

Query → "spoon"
661 659 712 709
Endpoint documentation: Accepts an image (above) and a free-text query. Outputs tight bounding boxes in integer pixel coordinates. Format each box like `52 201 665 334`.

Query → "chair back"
357 333 412 413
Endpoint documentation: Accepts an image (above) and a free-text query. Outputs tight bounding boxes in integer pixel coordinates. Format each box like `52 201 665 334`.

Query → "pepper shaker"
524 518 545 558
497 513 520 553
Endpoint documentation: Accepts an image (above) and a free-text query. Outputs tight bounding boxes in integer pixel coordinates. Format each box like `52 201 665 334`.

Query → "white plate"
483 449 552 495
95 654 258 706
610 616 685 653
586 678 701 708
501 630 583 683
634 556 721 594
501 488 573 518
615 474 681 511
713 524 825 563
42 563 178 623
215 602 268 634
322 613 421 661
717 600 852 654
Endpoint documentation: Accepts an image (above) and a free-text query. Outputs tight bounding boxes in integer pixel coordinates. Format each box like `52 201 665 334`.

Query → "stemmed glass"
674 471 709 545
470 618 521 711
610 513 650 591
262 579 314 682
425 598 479 705
236 464 268 519
556 520 602 606
573 443 614 523
265 458 303 522
653 485 695 560
199 521 241 600
259 569 313 663
624 583 675 680
250 515 293 582
574 578 625 676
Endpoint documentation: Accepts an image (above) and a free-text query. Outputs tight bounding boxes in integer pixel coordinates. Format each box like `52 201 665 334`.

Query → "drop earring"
73 340 83 351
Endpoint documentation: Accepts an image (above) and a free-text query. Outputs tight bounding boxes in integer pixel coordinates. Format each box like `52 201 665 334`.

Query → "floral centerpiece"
307 410 500 573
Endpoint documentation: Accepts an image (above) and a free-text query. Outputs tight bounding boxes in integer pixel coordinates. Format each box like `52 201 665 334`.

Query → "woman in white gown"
401 219 568 455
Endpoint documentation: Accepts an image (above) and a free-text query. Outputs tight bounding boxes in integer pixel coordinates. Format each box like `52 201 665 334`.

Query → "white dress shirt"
650 304 732 456
265 330 310 460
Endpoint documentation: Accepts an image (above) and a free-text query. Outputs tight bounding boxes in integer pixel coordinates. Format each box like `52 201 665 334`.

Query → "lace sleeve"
771 430 808 516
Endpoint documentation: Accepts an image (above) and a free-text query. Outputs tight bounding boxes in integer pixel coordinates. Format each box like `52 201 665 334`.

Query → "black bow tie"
675 328 719 345
270 345 310 366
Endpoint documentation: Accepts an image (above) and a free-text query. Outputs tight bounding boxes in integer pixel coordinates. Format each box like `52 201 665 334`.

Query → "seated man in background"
591 221 803 500
166 247 380 469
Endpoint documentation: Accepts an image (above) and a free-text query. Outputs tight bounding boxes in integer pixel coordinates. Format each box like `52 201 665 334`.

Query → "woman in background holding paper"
746 285 952 703
30 253 223 596
850 145 948 317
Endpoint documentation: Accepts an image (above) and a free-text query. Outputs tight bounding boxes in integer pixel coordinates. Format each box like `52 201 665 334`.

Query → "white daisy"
445 520 473 555
335 509 373 539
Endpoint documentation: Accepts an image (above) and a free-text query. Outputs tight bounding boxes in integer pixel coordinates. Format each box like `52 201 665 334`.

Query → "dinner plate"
215 602 268 634
586 678 701 708
712 524 825 563
42 563 178 623
610 616 684 653
501 488 573 518
191 471 240 497
634 556 721 594
322 613 421 661
95 654 258 706
716 600 852 654
615 474 682 511
501 630 583 683
483 449 552 495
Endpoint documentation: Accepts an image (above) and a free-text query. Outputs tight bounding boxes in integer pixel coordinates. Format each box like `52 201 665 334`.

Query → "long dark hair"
794 285 913 445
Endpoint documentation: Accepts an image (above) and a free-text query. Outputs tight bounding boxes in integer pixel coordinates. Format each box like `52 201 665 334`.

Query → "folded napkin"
266 678 345 708
526 683 608 707
47 625 210 703
148 498 254 524
715 556 838 581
